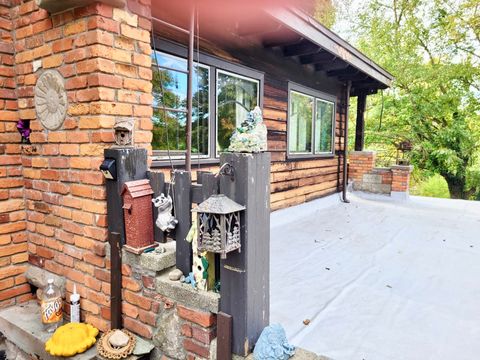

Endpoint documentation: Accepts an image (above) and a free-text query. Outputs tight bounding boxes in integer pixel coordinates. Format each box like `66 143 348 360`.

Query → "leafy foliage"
340 0 480 199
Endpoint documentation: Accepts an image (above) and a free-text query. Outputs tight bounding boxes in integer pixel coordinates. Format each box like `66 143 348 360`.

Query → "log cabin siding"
151 37 347 211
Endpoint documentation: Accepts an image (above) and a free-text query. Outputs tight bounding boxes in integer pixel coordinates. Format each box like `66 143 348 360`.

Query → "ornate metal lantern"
192 194 245 259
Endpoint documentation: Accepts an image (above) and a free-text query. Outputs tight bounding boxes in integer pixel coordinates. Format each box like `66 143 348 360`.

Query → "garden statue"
228 106 267 153
114 118 134 146
152 194 178 232
253 324 295 360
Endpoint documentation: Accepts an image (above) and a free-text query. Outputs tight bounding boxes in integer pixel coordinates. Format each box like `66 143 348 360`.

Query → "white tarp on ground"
270 192 480 360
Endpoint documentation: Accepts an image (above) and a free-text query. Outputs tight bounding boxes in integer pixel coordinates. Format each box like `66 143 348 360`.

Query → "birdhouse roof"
121 179 154 198
192 194 245 214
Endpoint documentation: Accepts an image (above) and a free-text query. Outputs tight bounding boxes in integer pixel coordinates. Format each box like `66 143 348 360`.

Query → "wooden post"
342 81 352 203
355 91 367 151
103 147 148 329
110 232 122 329
147 171 166 243
219 153 271 356
173 170 192 275
217 312 233 360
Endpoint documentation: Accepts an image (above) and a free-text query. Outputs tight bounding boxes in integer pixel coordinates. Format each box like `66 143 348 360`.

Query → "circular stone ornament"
34 70 68 131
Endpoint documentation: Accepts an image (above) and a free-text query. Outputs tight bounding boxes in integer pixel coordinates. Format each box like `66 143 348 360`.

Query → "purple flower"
16 120 31 143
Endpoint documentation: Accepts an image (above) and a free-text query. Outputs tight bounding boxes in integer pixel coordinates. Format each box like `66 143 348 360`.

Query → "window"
150 44 262 164
216 70 259 153
152 51 210 158
288 84 336 157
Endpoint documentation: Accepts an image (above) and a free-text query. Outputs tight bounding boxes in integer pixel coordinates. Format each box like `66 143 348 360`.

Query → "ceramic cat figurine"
152 194 178 232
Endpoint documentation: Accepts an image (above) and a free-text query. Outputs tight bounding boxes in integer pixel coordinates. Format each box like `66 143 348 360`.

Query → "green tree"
346 0 480 199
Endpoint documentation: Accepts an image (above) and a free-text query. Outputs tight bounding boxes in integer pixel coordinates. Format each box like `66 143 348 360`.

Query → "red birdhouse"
121 179 157 254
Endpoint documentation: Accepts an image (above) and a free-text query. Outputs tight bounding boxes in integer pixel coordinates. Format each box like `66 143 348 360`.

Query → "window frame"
287 82 337 160
215 69 260 157
151 37 264 168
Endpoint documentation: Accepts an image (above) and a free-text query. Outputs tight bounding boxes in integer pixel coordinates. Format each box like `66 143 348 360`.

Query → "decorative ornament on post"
396 140 413 165
113 118 134 146
192 194 245 259
228 106 268 153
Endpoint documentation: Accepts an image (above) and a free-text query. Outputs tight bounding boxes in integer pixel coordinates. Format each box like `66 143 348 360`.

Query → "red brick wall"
2 0 153 330
0 0 31 308
349 151 413 196
348 151 376 183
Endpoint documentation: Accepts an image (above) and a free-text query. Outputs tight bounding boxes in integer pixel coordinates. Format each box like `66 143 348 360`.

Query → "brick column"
391 165 413 200
348 151 376 185
10 0 152 331
0 0 31 308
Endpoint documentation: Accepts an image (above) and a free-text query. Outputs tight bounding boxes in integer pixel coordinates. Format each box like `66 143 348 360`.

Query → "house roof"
150 1 393 96
264 7 394 93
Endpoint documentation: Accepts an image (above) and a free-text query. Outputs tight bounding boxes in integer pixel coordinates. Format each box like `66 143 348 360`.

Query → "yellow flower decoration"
45 323 99 357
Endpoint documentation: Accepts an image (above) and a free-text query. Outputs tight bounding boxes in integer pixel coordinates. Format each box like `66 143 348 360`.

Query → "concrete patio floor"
270 192 480 360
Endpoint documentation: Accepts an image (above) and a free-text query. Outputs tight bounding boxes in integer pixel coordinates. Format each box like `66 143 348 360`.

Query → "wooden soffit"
36 0 126 13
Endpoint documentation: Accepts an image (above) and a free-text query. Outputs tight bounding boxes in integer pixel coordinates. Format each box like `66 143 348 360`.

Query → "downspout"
342 81 352 203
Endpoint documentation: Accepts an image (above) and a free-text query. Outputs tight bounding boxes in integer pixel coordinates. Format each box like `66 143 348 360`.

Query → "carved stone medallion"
34 70 68 131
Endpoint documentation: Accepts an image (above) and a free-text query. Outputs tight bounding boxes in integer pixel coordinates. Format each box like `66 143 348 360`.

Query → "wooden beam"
355 92 367 151
327 66 358 77
338 73 370 82
315 60 349 72
235 19 282 36
300 51 336 65
262 36 303 48
283 40 320 57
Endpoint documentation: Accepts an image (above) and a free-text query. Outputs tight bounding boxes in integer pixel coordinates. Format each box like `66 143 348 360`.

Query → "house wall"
150 35 348 211
0 0 31 308
0 1 348 358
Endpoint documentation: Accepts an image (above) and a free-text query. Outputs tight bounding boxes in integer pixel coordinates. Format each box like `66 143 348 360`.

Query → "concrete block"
362 174 383 184
155 269 220 314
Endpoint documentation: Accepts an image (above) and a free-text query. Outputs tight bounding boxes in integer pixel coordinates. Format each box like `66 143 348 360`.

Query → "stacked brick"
1 0 153 329
348 151 376 184
391 165 413 193
178 305 217 359
349 151 413 196
0 0 31 308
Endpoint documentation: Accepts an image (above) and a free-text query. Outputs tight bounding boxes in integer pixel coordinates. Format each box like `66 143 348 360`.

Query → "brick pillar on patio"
0 0 31 308
391 165 413 200
348 151 376 184
8 0 152 330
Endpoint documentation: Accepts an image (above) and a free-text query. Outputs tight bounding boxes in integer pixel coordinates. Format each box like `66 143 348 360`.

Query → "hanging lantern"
192 194 245 259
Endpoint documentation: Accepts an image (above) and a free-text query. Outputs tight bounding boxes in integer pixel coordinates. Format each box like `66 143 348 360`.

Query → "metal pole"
185 4 195 172
342 81 352 203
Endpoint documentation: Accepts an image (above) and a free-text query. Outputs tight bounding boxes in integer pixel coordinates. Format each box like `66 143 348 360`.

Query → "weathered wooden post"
219 152 271 356
102 147 148 329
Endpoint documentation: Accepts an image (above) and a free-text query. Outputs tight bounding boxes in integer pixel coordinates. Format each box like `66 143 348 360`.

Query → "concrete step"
0 301 96 360
0 301 154 360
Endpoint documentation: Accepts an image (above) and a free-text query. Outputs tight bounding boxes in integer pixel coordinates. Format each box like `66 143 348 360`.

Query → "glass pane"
152 67 187 110
216 71 259 152
151 51 210 156
152 109 186 155
289 91 313 153
152 50 187 71
315 99 334 153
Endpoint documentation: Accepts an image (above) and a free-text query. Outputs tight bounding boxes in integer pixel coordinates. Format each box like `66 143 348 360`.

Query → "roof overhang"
261 7 393 95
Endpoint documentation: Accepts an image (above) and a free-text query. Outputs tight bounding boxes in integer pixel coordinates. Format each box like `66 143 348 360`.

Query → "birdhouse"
121 179 157 254
114 118 134 146
192 194 245 259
